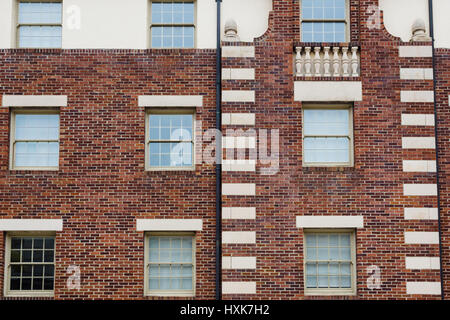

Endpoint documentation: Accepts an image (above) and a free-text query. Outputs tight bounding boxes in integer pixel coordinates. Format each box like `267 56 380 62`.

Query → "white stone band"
2 95 67 107
138 95 203 107
136 219 203 231
0 219 63 231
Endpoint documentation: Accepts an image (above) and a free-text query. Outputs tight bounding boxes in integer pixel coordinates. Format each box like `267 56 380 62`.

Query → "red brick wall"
0 0 448 300
220 0 441 299
435 48 450 299
0 49 217 299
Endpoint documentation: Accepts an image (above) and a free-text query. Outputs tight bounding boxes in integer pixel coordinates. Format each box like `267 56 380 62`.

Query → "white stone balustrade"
295 45 360 77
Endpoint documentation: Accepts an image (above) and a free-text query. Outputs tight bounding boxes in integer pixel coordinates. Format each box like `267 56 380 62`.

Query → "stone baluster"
351 46 359 77
304 47 312 77
342 47 349 77
332 47 340 77
295 47 303 77
313 47 321 77
323 47 331 77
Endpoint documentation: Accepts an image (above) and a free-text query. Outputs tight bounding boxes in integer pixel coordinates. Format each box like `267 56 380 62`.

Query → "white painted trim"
2 95 67 107
138 95 203 107
222 90 255 103
406 282 441 295
222 256 256 269
402 137 435 149
404 232 439 244
222 46 255 58
404 208 439 220
136 219 203 231
399 46 433 57
405 257 440 270
222 113 255 126
222 207 256 220
222 68 255 80
222 281 256 294
403 184 437 196
222 231 256 244
400 68 433 80
294 81 363 102
296 216 364 229
0 219 63 231
401 114 435 126
403 160 436 172
400 91 434 103
222 183 256 196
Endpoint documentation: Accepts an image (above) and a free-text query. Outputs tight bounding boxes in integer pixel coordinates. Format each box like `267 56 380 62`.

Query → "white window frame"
3 232 56 298
300 0 350 42
15 0 63 49
145 108 195 171
303 229 356 296
9 108 60 171
144 232 196 297
148 0 197 49
302 104 354 167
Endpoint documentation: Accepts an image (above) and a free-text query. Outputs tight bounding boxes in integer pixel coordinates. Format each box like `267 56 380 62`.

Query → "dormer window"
301 0 348 42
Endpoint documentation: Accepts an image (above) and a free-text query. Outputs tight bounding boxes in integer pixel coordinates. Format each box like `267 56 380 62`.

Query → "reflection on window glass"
14 113 60 168
18 2 62 48
148 235 194 293
305 233 353 289
148 113 194 168
151 1 195 48
302 0 347 42
8 236 55 292
303 109 351 164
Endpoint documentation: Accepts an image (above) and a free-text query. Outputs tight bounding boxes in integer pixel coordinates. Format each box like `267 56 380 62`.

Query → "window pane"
301 0 347 42
305 232 353 290
14 114 59 168
148 113 194 168
306 275 317 288
15 114 59 140
149 142 192 167
150 1 195 48
15 142 59 167
148 236 194 293
19 2 62 24
302 0 346 20
151 27 163 48
151 3 162 24
8 236 55 293
19 26 62 48
304 137 350 163
303 109 350 163
182 278 193 290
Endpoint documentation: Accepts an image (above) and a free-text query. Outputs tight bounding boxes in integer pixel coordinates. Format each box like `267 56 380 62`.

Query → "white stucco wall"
380 0 450 48
0 0 14 48
433 0 450 49
0 0 272 49
62 0 148 49
221 0 272 42
5 0 449 49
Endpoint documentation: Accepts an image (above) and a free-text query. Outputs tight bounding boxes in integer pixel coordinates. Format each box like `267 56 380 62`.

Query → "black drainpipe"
428 0 445 300
215 0 222 301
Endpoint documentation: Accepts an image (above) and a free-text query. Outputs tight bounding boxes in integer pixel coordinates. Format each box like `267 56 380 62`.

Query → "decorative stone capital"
410 18 431 42
224 18 240 41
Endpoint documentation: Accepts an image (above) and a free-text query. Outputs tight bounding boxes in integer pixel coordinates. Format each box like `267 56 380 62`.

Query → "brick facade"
0 0 449 300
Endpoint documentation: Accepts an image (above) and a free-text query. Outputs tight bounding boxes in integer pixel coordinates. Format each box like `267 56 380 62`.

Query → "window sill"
10 167 59 172
304 289 356 296
146 167 195 172
302 166 355 173
4 291 54 298
145 292 195 298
